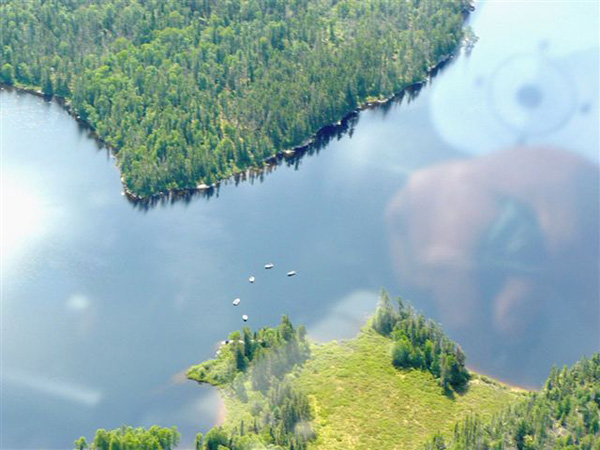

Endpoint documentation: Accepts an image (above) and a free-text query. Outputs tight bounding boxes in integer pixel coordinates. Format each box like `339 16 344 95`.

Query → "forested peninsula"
1 0 469 198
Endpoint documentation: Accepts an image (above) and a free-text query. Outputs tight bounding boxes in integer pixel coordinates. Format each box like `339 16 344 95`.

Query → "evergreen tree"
194 433 203 450
74 437 88 450
373 291 470 393
0 0 468 198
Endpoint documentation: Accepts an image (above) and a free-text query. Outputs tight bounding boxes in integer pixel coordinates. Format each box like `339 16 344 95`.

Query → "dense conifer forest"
372 291 470 394
74 426 180 450
426 355 600 449
0 0 469 197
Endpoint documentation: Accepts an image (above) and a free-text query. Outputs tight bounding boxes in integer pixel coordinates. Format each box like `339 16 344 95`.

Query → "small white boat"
242 314 249 322
249 276 255 283
233 298 241 306
287 271 297 277
264 263 274 269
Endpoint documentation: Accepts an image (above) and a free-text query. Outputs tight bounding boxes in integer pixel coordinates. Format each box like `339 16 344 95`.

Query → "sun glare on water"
1 171 52 272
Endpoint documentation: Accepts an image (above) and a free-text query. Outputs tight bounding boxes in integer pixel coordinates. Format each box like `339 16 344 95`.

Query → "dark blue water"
2 1 598 448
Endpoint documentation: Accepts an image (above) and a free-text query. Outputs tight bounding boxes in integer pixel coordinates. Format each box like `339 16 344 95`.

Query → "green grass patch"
292 327 526 449
211 324 525 449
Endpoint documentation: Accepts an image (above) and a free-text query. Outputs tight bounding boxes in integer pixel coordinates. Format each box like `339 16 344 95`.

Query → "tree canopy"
187 316 313 449
75 426 180 450
373 290 470 393
426 354 600 449
1 0 469 197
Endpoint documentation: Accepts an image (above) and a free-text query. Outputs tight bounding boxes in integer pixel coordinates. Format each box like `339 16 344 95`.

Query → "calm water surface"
2 1 598 448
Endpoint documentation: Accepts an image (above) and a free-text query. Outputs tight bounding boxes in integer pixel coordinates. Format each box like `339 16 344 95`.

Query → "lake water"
2 1 598 448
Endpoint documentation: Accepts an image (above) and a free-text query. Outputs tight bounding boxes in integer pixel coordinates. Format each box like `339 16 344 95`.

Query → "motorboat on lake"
249 276 255 283
264 263 274 269
242 314 249 322
233 298 241 306
287 271 297 277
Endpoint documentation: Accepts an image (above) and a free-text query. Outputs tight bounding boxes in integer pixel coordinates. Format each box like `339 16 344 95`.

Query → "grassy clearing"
211 325 526 449
292 327 526 450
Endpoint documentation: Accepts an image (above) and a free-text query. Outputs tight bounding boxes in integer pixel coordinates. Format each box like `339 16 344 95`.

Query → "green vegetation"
373 291 470 393
187 316 314 449
185 294 523 449
74 426 180 450
0 0 469 197
187 316 310 389
73 292 599 449
425 355 600 449
294 326 522 450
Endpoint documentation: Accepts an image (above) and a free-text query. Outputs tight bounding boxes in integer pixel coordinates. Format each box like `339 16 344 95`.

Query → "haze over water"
1 1 598 448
